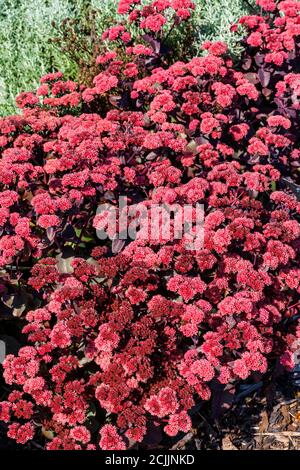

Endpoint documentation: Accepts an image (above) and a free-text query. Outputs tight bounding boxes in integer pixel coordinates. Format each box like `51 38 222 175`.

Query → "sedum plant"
0 0 299 450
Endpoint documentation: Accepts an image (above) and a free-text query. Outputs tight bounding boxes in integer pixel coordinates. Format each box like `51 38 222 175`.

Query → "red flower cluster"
0 0 299 450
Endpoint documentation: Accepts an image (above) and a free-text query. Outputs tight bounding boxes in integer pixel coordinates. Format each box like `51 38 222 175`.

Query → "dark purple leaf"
256 113 268 119
56 247 75 274
103 191 115 202
142 34 161 53
46 227 55 242
60 224 76 240
274 97 284 108
281 177 300 200
146 151 157 161
255 53 264 66
109 95 121 107
288 50 296 60
235 381 263 400
211 381 235 419
286 108 297 119
142 422 163 448
112 236 126 254
262 87 272 97
245 72 259 84
2 291 30 317
135 99 143 109
248 155 261 165
0 335 21 362
242 58 252 71
195 136 210 145
258 68 271 87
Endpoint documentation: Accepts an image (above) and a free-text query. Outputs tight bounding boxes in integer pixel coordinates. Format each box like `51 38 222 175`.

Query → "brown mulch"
172 374 300 451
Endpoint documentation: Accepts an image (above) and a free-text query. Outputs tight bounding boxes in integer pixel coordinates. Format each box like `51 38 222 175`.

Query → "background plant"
0 0 255 116
0 0 116 116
